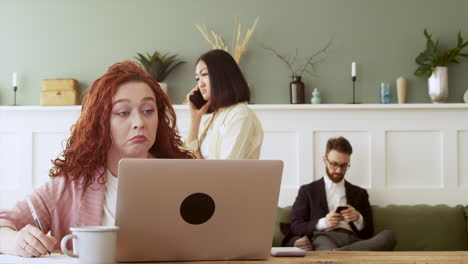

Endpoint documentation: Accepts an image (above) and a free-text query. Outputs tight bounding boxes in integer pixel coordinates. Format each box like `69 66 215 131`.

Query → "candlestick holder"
350 76 360 104
13 86 18 106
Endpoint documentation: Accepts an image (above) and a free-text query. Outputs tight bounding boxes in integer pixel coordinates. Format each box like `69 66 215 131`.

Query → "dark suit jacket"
282 177 374 246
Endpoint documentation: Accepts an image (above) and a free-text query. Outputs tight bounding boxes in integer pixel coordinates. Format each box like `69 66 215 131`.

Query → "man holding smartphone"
282 137 396 251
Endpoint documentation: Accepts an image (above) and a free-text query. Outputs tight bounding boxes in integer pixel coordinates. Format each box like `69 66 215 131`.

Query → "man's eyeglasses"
326 158 350 170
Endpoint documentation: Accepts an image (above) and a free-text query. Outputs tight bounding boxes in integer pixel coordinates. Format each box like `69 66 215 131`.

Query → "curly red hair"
49 61 193 189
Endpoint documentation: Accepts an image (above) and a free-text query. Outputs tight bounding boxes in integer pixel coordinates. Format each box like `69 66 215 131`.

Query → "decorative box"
40 79 79 106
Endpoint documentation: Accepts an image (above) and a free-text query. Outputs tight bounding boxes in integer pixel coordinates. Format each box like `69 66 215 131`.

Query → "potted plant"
263 41 331 104
414 29 468 103
135 51 186 93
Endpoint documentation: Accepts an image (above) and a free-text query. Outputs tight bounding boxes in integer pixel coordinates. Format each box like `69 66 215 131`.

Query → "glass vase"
290 75 305 104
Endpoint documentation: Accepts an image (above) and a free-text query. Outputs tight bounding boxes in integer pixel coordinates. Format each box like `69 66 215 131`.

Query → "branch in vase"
298 39 332 76
262 37 333 77
262 44 296 75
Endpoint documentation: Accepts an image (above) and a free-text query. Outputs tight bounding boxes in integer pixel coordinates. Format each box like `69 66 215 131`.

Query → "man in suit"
282 136 396 251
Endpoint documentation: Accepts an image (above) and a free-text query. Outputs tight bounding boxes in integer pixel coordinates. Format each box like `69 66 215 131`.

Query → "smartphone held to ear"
189 89 207 109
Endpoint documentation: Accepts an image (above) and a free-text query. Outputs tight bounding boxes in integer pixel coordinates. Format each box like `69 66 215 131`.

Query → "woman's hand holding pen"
12 225 56 257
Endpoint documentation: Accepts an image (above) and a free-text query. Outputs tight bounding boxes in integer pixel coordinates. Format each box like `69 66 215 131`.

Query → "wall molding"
1 104 467 208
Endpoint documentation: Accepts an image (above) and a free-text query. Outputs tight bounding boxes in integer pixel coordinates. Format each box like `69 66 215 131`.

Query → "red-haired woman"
0 61 193 257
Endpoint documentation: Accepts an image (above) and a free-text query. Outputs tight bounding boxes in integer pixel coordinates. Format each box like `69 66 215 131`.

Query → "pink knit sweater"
0 169 106 250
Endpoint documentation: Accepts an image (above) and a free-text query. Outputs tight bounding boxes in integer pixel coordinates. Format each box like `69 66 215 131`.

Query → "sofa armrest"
465 206 468 233
272 206 292 247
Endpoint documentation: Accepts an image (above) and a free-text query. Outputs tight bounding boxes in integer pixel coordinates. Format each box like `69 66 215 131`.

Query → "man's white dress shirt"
315 174 364 232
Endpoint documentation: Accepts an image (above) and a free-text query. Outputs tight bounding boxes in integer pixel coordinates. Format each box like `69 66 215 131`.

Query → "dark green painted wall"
0 0 467 105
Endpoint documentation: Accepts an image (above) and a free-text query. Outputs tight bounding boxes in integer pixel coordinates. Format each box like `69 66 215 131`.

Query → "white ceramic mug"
61 226 119 264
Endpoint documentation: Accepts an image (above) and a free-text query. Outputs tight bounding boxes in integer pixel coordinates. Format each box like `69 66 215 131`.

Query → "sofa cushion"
273 205 468 250
272 206 291 247
465 206 468 232
372 205 468 251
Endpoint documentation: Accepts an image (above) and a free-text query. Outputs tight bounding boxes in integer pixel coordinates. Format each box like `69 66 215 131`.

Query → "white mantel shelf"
1 103 468 208
1 103 467 111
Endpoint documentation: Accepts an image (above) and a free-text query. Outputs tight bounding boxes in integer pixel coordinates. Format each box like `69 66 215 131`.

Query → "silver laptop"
115 159 283 262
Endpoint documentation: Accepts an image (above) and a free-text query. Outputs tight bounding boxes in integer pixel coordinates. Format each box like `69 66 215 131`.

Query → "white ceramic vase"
428 66 448 103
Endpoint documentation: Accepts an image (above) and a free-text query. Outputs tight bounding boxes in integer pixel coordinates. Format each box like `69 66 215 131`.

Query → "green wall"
0 0 467 105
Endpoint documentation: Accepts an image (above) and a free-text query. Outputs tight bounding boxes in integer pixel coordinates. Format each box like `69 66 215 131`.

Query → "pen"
26 197 51 255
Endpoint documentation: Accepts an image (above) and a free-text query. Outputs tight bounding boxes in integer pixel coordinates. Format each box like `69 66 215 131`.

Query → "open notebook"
0 253 74 264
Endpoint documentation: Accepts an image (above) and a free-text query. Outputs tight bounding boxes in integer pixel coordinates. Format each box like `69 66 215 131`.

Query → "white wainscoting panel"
386 131 443 188
459 131 468 188
1 104 468 209
0 132 19 190
261 131 298 187
0 131 28 207
261 131 300 206
32 132 69 187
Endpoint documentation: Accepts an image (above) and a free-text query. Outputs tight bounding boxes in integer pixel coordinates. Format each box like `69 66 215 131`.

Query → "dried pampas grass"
196 17 259 64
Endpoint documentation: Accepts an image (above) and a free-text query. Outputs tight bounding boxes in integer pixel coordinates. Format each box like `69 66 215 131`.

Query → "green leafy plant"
414 29 468 78
135 51 186 82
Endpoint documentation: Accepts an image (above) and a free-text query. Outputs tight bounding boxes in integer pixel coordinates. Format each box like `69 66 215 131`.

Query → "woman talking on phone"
186 49 263 160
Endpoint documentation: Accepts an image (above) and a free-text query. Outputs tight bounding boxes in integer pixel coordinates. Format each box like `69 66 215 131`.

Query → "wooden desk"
127 251 468 264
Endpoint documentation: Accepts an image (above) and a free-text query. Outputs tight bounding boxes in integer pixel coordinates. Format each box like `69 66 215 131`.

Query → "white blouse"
200 127 215 159
101 170 118 226
187 102 263 160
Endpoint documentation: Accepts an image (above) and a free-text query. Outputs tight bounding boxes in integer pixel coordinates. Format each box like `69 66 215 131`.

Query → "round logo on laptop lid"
180 193 215 225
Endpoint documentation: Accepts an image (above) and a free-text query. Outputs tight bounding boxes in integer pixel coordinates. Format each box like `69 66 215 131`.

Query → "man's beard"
326 167 345 183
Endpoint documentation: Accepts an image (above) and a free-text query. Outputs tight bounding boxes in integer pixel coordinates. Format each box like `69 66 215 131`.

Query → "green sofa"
273 205 468 251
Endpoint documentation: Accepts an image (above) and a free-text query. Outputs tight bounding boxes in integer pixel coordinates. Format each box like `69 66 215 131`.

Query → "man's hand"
325 211 342 229
340 205 360 222
3 225 56 257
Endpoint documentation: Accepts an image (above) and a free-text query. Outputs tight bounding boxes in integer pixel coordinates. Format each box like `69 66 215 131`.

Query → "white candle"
351 62 356 77
12 72 17 87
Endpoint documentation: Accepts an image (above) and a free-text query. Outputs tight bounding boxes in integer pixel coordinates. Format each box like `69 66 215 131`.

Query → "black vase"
290 75 305 104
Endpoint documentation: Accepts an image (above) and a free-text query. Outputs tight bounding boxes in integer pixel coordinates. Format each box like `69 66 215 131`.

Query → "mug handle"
61 234 79 258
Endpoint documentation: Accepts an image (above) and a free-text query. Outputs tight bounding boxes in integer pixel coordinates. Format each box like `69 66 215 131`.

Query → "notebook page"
0 253 75 264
